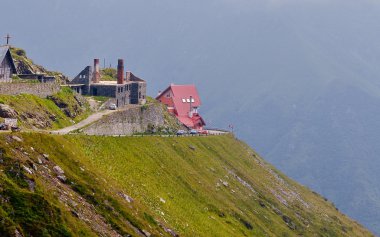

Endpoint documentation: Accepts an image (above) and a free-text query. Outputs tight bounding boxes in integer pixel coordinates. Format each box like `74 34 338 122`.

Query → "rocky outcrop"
0 104 17 118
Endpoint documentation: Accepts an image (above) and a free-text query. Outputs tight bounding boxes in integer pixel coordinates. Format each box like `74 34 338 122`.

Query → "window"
191 98 195 103
182 99 186 103
186 99 190 103
83 75 86 78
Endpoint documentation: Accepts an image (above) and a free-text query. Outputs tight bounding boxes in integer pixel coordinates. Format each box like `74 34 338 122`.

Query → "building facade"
156 84 205 129
68 59 147 107
0 46 17 82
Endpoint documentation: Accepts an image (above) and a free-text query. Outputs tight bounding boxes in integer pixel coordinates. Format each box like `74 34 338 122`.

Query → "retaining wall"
0 82 60 98
82 104 168 135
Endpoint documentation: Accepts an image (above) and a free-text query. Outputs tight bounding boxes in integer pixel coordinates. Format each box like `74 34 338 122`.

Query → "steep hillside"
4 2 380 233
0 88 90 129
0 133 373 237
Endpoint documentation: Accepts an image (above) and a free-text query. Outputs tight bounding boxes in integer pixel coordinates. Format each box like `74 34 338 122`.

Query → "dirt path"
51 109 118 134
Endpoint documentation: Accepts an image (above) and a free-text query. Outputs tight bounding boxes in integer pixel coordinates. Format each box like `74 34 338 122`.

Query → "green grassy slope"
0 133 373 237
0 88 90 129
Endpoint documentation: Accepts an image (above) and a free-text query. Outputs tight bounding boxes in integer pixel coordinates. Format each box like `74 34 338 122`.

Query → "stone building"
0 46 17 82
0 45 56 83
68 59 147 107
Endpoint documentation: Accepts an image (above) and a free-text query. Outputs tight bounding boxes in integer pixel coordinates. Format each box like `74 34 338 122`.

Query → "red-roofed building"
156 84 206 129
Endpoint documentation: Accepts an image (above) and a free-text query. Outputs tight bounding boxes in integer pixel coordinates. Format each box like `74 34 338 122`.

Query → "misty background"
2 0 380 234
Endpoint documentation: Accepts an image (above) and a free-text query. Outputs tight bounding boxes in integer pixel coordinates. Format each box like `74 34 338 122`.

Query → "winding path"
51 109 118 135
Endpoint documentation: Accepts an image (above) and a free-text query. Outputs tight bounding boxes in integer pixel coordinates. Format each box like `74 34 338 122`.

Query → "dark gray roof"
0 46 10 63
127 71 145 82
0 46 17 73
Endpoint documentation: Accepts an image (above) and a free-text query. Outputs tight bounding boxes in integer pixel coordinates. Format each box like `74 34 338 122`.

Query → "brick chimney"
93 59 100 83
117 59 124 84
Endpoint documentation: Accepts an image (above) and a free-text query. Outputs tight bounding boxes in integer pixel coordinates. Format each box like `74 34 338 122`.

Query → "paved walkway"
51 109 118 134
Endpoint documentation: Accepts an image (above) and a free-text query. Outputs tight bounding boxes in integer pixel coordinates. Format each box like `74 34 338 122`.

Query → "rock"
26 179 36 192
11 136 22 142
222 181 229 187
158 223 179 237
57 175 67 182
53 165 65 175
22 165 33 174
14 229 23 237
71 210 79 218
160 197 166 204
42 154 49 159
119 192 134 203
37 158 43 164
142 230 151 237
32 163 38 171
282 215 296 230
189 145 196 150
79 167 85 172
0 104 17 118
165 228 179 237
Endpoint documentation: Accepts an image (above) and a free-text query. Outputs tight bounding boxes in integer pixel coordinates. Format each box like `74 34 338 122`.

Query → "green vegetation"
0 133 373 236
100 68 117 81
0 88 90 130
142 99 184 134
10 47 67 83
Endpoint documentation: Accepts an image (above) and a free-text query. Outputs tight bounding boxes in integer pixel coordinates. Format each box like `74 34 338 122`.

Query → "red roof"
156 84 205 129
157 84 201 116
177 114 205 129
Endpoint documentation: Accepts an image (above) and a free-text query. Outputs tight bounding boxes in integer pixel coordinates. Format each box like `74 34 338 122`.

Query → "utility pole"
229 124 234 134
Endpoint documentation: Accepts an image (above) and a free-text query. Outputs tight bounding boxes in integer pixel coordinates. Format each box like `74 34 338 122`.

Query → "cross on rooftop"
4 34 11 45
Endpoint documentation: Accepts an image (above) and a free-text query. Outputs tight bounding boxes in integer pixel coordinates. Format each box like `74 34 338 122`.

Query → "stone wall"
82 104 178 136
0 82 60 97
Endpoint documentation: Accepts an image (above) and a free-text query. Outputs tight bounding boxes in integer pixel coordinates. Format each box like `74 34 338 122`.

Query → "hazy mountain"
2 0 380 234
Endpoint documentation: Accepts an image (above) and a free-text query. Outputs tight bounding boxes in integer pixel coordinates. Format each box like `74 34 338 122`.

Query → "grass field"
0 133 373 236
